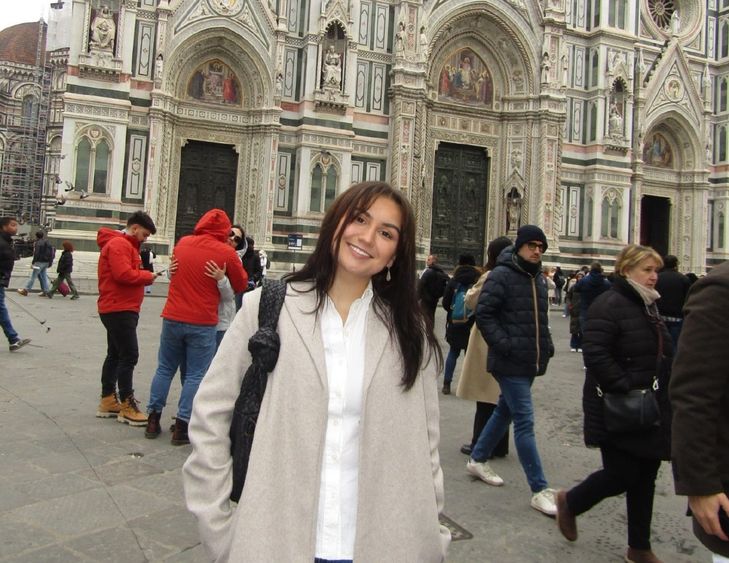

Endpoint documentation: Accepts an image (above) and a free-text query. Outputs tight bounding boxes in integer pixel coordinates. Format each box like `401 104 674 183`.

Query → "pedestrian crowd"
1 181 727 563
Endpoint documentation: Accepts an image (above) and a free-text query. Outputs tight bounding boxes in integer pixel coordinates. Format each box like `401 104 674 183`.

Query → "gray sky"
0 0 50 31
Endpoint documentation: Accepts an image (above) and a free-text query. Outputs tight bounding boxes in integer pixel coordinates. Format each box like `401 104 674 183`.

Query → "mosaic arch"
437 49 493 106
186 59 241 106
642 132 673 168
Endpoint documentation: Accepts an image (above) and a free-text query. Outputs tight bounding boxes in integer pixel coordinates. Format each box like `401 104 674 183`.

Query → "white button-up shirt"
315 285 373 560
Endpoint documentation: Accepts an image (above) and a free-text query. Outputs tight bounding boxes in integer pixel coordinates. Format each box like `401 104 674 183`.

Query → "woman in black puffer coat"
555 245 673 563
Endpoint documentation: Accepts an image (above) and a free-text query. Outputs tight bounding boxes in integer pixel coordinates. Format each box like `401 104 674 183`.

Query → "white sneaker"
466 459 504 486
531 488 557 516
570 348 577 352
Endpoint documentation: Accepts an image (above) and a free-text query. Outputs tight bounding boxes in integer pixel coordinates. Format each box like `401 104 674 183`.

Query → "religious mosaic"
186 60 241 106
438 49 493 106
642 132 673 168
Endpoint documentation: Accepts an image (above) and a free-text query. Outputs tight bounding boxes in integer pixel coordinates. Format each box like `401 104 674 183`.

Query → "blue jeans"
443 345 464 384
664 320 682 351
471 374 548 493
147 319 216 422
0 286 19 344
25 262 50 293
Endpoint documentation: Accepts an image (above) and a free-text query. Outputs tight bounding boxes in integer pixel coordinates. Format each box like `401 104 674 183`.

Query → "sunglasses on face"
229 231 242 243
527 242 545 251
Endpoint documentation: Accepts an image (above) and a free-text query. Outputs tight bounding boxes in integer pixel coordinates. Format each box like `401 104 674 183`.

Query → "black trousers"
471 401 509 457
565 444 661 550
100 311 140 401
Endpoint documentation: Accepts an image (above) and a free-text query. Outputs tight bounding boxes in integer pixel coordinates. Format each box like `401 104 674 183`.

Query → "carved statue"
561 43 569 87
395 22 406 55
419 26 428 58
507 190 522 233
90 6 116 51
322 46 341 89
275 71 284 96
540 52 550 84
154 54 164 82
670 10 681 35
608 100 623 138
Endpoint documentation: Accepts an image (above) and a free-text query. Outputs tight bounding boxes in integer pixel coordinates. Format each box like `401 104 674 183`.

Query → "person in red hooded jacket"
145 209 247 445
96 211 161 425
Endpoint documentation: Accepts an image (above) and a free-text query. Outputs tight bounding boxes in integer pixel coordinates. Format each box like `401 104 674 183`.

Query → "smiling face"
625 257 660 289
334 196 402 284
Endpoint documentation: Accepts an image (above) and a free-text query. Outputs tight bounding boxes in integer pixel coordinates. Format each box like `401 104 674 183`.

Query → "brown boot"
625 547 663 563
556 489 577 541
171 418 190 446
96 393 122 418
145 411 162 439
116 395 148 427
442 382 451 395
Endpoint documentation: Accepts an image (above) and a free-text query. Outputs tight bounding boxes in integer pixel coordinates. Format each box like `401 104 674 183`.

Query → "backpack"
450 283 474 324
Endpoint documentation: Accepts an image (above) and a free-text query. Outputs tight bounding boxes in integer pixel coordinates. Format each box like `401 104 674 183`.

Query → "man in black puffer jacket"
467 225 557 517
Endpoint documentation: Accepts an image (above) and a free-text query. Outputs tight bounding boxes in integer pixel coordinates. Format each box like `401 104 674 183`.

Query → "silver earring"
386 267 391 282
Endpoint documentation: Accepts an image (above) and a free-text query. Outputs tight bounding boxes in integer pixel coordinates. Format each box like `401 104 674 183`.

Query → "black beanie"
515 225 548 252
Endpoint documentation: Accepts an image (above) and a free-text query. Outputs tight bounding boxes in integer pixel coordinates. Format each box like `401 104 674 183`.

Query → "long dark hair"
284 181 441 390
485 236 512 272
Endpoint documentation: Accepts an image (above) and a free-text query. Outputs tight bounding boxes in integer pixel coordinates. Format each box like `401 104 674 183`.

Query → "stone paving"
0 273 710 562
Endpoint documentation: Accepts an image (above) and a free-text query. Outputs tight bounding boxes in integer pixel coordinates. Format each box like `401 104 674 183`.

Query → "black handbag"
229 278 287 502
600 381 660 433
598 305 664 433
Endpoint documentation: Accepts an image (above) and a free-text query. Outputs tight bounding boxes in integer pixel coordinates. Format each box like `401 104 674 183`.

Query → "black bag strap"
249 278 287 372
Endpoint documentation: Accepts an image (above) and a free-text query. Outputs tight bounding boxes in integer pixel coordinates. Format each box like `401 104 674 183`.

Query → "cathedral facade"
41 0 728 271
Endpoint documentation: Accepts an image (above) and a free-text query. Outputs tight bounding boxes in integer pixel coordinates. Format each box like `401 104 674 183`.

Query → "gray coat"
183 282 450 562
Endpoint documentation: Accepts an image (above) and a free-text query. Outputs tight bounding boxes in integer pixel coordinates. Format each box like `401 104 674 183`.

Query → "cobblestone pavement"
0 279 709 562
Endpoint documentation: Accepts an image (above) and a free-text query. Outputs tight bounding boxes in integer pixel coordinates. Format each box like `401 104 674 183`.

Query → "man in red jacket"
96 211 161 425
145 209 247 445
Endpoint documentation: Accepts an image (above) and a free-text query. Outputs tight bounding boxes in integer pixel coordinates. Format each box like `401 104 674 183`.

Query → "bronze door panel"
176 141 238 241
431 143 488 269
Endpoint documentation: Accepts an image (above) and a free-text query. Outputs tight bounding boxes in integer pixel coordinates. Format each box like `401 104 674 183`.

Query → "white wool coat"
183 282 450 562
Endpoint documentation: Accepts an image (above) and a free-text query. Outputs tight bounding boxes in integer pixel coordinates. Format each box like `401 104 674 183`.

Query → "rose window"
648 0 676 29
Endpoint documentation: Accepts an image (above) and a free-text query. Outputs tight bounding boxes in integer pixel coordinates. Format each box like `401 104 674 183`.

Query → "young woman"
183 182 450 562
456 236 512 457
555 245 673 563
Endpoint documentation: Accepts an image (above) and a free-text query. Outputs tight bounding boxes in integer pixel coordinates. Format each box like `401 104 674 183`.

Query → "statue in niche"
322 46 342 89
154 54 164 82
541 52 550 84
608 100 623 138
419 26 428 58
561 43 569 87
395 22 406 55
670 10 681 35
506 188 522 233
90 6 116 51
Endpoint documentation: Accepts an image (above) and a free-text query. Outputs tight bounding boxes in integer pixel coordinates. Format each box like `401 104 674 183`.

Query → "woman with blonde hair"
457 236 512 456
555 244 673 563
183 182 449 562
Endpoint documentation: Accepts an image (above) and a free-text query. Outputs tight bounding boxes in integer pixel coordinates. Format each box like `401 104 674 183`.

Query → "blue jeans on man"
24 261 50 293
147 319 217 422
664 319 683 350
471 373 548 493
0 286 19 344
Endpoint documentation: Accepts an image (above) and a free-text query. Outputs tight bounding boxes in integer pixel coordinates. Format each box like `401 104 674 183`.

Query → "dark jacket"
475 246 554 378
33 238 54 264
566 284 582 335
581 276 673 460
57 250 73 275
242 249 263 290
442 264 481 349
655 269 692 318
0 231 14 288
574 271 611 316
418 264 449 311
670 261 729 557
